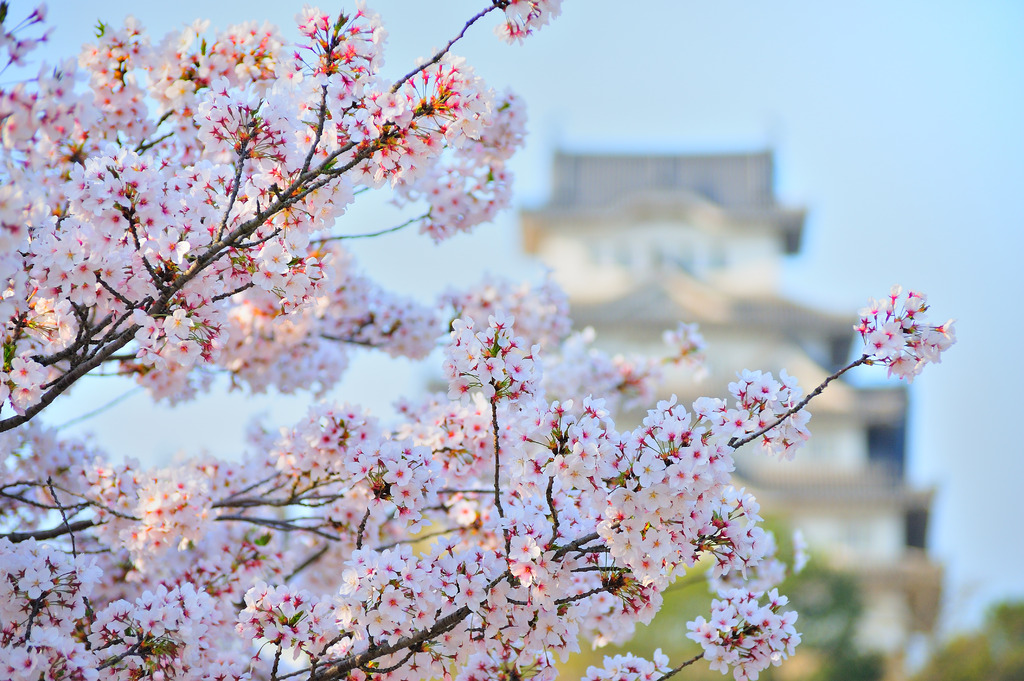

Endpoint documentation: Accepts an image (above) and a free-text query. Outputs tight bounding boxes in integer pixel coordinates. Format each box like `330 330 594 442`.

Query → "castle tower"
521 150 941 654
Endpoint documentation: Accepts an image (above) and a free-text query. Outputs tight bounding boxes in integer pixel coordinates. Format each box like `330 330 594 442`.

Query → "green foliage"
912 601 1024 681
784 562 862 650
560 521 886 681
781 564 882 681
558 568 712 681
758 519 883 681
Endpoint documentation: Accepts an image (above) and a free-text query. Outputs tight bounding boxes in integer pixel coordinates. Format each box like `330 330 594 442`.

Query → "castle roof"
529 150 806 253
548 150 779 210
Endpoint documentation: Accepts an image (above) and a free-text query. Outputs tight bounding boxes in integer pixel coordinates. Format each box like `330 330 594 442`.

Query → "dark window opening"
867 420 906 479
906 508 929 550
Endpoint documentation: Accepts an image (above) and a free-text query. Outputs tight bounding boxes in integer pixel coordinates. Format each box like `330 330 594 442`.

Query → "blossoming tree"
0 3 956 681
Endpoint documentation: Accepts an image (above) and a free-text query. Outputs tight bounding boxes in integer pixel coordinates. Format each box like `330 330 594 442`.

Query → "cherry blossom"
856 285 956 382
494 1 564 44
582 649 672 681
0 4 957 681
686 588 800 681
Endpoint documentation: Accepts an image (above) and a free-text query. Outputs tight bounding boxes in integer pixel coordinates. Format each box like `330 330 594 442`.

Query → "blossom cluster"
215 249 439 399
0 538 99 638
87 583 232 680
125 464 216 560
1 536 244 680
402 90 528 241
0 1 957 680
592 397 771 588
494 1 564 44
71 458 218 570
687 588 800 681
581 649 672 681
0 1 531 419
709 528 808 595
541 328 662 414
856 285 956 382
663 321 708 378
445 312 541 402
237 581 338 660
443 273 570 349
0 538 100 681
683 369 810 460
269 401 440 536
540 320 707 416
0 4 48 71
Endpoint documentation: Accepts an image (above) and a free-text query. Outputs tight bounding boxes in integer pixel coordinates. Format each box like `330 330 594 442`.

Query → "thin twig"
46 476 78 558
285 545 330 583
211 281 256 303
217 127 254 242
234 227 283 250
211 473 283 508
98 642 144 670
374 526 457 551
134 110 174 153
554 585 609 606
214 515 342 541
135 131 174 153
96 275 133 307
391 6 498 92
56 386 143 430
314 213 428 242
21 597 45 644
728 354 871 449
655 653 704 681
360 649 415 675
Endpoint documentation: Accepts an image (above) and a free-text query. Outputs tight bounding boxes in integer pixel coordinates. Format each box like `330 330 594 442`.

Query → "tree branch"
391 6 499 92
56 386 143 431
313 212 428 242
0 324 140 432
655 653 704 681
312 601 475 680
490 397 505 520
728 354 871 450
284 545 330 583
1 519 96 543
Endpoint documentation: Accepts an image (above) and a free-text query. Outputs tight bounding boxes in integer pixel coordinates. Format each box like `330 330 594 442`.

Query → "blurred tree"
912 601 1024 681
788 562 884 681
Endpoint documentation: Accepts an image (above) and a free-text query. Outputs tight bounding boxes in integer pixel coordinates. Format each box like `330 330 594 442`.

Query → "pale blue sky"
30 0 1024 634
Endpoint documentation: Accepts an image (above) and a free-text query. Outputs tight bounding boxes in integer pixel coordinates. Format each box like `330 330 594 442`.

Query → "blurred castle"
520 150 942 655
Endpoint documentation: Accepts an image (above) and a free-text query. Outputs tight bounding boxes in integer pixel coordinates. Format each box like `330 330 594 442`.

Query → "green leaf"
254 533 272 546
